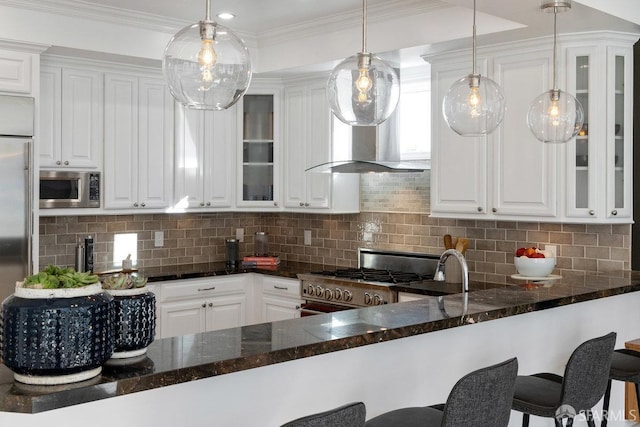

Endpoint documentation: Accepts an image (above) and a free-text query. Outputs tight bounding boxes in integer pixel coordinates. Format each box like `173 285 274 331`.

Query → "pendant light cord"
361 0 367 53
472 0 477 75
552 8 558 90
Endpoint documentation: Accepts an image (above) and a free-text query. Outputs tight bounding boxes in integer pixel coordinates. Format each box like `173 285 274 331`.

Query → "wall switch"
236 228 244 242
304 230 312 246
154 231 164 247
544 244 558 258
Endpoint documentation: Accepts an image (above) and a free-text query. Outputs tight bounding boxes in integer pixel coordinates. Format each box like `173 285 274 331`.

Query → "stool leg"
554 418 562 427
585 410 595 427
635 383 640 422
566 417 574 426
601 379 612 427
522 413 530 427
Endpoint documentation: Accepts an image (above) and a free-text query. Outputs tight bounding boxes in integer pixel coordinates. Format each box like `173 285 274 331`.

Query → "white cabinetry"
564 34 634 222
237 88 281 208
258 276 302 322
0 48 35 93
103 73 174 210
428 32 634 223
40 64 103 169
282 78 359 213
156 276 248 339
174 104 236 209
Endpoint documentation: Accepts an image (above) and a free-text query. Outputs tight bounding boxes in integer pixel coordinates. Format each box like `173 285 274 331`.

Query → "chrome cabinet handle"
133 202 139 207
208 302 213 307
611 210 618 216
274 202 279 207
274 285 288 291
299 202 304 207
201 303 206 308
492 208 497 213
56 160 61 165
206 202 211 206
198 286 216 291
141 202 146 207
295 305 301 310
477 207 482 212
200 202 205 207
589 210 595 216
304 203 309 207
64 160 69 165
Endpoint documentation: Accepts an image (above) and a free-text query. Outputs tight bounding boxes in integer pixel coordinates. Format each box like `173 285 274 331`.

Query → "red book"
242 256 280 264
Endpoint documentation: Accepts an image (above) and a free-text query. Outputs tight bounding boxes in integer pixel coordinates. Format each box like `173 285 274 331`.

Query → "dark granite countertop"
2 269 640 414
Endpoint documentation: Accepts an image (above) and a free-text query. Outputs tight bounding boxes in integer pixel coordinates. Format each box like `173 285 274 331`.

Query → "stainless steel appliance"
298 248 440 316
0 95 34 303
39 170 101 208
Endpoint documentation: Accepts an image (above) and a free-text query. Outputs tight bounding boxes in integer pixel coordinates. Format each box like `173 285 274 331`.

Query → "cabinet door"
206 295 246 331
203 106 236 208
0 49 33 93
61 68 102 168
39 66 62 167
492 50 557 217
305 84 331 208
174 106 206 209
104 73 139 209
283 86 306 208
262 296 301 322
138 77 174 209
430 60 487 216
606 46 632 220
160 299 207 338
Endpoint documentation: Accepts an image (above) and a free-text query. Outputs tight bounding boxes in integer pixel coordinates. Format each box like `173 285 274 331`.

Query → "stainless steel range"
297 248 441 315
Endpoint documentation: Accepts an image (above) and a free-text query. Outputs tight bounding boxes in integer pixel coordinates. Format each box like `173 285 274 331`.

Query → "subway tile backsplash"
39 172 631 282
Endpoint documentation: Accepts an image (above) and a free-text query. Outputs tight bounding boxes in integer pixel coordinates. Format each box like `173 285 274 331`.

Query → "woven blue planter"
1 283 114 385
106 287 156 359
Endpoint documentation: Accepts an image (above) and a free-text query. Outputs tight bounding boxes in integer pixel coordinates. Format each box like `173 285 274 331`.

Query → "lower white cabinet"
155 276 249 339
258 276 302 322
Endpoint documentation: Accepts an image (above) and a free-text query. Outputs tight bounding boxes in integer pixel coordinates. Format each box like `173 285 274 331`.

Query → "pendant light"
527 0 584 143
442 0 505 136
162 0 252 110
326 0 400 126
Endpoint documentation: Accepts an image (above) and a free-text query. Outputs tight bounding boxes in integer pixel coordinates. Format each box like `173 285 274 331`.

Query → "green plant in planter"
101 273 148 290
23 265 99 289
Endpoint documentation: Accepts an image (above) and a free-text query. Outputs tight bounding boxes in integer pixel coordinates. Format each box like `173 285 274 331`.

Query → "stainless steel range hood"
306 108 430 174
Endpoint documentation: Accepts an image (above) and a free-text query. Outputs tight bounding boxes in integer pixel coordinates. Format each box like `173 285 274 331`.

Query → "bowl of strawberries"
514 247 556 277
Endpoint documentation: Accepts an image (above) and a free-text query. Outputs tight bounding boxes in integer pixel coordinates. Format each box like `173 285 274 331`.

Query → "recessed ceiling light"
217 12 235 20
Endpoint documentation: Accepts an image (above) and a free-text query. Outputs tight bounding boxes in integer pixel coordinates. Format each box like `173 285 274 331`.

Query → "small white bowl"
514 256 556 277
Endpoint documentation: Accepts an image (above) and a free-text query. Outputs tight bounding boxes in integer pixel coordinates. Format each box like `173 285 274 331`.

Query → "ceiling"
1 0 638 75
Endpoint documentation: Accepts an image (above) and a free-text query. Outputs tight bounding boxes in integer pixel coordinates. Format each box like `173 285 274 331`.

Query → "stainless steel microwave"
39 171 101 209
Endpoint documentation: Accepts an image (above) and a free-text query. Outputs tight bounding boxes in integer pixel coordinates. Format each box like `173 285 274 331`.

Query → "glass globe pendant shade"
527 89 584 143
327 52 400 126
163 20 252 110
442 74 506 136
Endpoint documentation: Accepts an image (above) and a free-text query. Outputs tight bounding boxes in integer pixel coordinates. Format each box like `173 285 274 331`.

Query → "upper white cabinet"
103 73 174 210
427 32 634 223
564 34 634 222
174 104 237 210
282 78 359 213
40 64 103 169
0 49 35 94
237 87 281 209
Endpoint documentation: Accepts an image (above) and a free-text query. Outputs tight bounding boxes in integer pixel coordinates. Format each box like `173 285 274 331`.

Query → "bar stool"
511 332 616 427
281 402 366 427
365 357 518 427
601 348 640 427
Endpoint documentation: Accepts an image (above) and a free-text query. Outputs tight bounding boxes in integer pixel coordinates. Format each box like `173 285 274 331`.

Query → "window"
113 233 138 266
398 64 431 160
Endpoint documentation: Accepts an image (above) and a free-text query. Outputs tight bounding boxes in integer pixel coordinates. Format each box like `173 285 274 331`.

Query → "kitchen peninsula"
0 266 639 427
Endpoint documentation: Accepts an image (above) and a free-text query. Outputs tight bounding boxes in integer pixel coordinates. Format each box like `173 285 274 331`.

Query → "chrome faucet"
433 249 469 293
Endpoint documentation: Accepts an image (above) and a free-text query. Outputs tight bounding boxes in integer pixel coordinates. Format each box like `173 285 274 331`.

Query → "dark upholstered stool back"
281 402 366 427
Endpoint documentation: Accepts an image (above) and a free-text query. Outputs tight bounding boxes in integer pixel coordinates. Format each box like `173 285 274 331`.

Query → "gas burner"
310 268 431 284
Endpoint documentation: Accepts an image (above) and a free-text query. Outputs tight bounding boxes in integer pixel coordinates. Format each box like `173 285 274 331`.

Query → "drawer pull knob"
274 285 288 290
198 286 216 291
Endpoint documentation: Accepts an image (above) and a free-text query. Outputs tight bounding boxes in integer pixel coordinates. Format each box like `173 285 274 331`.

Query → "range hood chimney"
306 108 430 174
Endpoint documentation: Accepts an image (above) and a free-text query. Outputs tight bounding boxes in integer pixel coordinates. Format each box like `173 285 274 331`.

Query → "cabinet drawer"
261 276 301 299
160 276 247 302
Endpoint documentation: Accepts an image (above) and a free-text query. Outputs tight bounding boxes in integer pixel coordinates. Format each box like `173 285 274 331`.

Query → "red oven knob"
334 288 343 301
324 288 334 300
343 290 353 302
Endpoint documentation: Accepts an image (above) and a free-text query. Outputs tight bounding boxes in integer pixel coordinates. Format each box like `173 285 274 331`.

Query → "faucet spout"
433 249 469 293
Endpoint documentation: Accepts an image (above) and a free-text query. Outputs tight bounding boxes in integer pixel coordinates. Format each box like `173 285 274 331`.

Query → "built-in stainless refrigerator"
0 95 33 303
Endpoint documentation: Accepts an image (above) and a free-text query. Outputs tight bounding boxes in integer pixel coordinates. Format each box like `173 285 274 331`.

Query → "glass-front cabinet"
565 34 633 222
237 90 280 207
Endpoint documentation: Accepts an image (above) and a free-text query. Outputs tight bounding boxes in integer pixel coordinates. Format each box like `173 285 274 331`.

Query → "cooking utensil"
444 234 453 250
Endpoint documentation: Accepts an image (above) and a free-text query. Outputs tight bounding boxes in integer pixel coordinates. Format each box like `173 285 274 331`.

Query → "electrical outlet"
236 228 244 242
154 231 164 247
544 244 558 258
304 230 312 246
